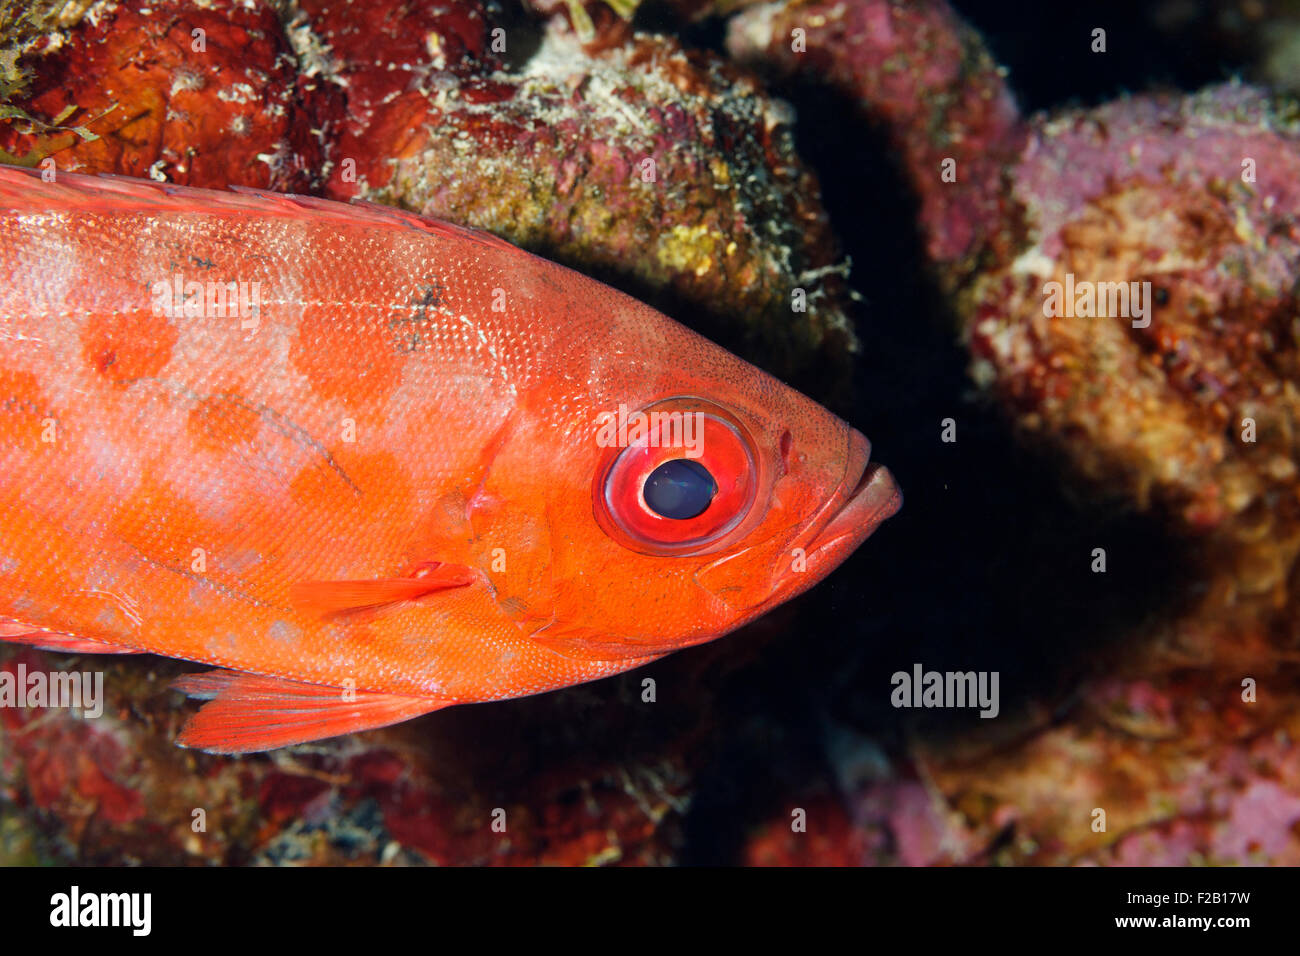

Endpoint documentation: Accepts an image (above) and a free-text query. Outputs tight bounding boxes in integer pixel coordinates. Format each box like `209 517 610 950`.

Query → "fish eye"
593 398 760 556
644 459 717 519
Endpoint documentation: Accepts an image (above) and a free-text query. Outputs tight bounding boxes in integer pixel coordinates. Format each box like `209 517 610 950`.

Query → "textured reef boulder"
728 0 1026 280
731 0 1300 863
0 0 856 394
730 0 1300 552
966 86 1300 554
302 0 857 391
0 645 700 865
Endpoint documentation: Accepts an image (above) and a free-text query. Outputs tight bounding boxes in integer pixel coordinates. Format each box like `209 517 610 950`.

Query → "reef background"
3 0 1300 864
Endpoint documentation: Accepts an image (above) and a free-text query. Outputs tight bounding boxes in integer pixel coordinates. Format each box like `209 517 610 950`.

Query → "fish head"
488 283 901 659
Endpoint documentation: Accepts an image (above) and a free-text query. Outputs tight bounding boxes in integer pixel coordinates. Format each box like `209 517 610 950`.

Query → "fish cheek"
476 505 557 634
692 523 804 612
538 517 689 641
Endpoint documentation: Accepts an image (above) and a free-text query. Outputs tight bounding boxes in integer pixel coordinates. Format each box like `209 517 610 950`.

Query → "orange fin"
529 623 673 662
0 621 143 654
289 562 474 619
171 669 452 754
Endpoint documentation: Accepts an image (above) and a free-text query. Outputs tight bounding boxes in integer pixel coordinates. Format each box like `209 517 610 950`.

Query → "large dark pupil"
643 459 717 520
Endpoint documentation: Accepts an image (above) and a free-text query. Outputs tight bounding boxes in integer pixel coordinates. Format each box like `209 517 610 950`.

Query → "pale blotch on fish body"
0 165 900 753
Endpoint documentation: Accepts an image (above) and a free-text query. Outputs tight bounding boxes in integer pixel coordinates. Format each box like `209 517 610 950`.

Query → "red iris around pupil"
598 411 758 554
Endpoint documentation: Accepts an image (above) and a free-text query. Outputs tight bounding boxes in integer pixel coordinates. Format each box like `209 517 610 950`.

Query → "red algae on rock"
0 0 324 190
285 0 501 193
302 5 858 388
0 0 856 390
0 643 696 865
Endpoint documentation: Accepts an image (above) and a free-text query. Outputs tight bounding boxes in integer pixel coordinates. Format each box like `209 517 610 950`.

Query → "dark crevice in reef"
952 0 1258 112
676 56 1195 865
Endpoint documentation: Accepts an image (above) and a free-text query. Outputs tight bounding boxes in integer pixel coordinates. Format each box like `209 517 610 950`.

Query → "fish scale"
0 164 900 753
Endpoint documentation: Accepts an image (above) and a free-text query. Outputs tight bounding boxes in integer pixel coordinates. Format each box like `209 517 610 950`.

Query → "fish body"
0 165 900 752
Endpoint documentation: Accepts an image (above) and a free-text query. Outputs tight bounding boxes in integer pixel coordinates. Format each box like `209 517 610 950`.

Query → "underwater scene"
0 0 1298 882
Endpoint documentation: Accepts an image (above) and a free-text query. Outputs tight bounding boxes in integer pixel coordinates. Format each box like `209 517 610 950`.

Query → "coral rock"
307 11 857 389
0 0 324 190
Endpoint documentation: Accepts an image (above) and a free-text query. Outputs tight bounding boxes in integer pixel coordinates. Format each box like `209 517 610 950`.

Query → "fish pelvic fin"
171 669 452 754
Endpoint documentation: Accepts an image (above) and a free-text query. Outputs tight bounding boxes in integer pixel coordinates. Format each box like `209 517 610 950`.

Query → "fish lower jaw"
806 463 902 560
768 462 902 603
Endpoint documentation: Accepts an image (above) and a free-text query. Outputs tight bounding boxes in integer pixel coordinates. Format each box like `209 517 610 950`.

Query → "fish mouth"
800 429 902 569
694 426 901 613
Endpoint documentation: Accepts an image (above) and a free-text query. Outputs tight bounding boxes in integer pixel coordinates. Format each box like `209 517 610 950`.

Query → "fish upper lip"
803 429 901 560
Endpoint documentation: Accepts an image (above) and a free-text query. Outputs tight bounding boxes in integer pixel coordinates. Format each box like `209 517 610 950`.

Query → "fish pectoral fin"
171 669 452 754
289 562 475 619
528 622 675 661
0 620 143 654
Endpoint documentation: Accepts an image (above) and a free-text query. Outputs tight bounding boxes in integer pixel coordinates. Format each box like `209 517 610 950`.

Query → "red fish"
0 165 900 753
